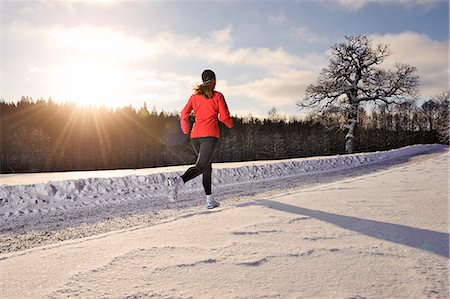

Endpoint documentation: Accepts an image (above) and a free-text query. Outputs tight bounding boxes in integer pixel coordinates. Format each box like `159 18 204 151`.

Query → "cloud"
268 12 287 25
17 0 120 17
4 22 194 106
6 22 157 63
125 71 197 105
223 70 319 108
46 25 158 62
290 26 329 44
4 21 329 115
8 22 320 74
16 23 445 115
152 26 310 73
4 21 326 115
321 0 443 11
225 31 448 113
332 0 368 11
369 31 448 98
44 0 120 10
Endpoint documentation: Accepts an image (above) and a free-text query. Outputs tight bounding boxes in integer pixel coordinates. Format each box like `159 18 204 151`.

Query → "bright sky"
1 0 448 118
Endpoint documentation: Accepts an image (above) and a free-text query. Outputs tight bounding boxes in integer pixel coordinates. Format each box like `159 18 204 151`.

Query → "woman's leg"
181 137 217 187
202 163 213 195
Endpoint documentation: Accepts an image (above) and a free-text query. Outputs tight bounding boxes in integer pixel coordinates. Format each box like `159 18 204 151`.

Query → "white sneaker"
206 195 220 209
167 175 183 202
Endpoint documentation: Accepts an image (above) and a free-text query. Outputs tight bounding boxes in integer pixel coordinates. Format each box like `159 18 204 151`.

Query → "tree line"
0 95 447 173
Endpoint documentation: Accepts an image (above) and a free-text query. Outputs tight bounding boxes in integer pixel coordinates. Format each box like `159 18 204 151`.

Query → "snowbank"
0 144 445 219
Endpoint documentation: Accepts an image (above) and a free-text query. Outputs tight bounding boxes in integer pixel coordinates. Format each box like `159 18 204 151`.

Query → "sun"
41 24 162 107
53 61 126 107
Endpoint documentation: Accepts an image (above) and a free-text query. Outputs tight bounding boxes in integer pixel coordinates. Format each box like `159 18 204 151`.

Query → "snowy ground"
0 144 447 252
0 144 449 298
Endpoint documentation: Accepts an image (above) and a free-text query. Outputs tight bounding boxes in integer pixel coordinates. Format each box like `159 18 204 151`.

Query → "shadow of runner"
237 200 449 258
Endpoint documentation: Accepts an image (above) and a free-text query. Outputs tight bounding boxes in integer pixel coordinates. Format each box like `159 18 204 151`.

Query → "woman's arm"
180 96 194 134
218 94 233 129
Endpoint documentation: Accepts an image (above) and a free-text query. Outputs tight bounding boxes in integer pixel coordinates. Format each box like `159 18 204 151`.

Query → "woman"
167 69 233 209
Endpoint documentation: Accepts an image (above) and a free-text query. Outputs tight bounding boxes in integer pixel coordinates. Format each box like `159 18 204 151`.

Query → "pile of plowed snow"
0 144 445 219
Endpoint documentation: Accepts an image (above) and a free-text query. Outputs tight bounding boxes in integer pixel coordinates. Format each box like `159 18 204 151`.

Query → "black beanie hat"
201 69 216 84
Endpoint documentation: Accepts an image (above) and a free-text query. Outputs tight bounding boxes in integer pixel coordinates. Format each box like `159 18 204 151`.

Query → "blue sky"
2 0 448 118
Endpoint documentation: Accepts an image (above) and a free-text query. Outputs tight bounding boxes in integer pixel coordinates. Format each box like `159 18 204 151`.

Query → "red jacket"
180 91 233 139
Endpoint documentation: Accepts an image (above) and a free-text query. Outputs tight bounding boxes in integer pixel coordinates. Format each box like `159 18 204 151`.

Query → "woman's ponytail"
194 82 214 99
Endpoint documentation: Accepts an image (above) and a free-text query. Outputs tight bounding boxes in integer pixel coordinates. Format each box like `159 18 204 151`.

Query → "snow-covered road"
0 144 447 253
0 144 448 298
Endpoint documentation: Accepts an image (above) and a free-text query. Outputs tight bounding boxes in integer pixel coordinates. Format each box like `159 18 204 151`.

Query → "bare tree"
267 107 278 120
298 35 419 153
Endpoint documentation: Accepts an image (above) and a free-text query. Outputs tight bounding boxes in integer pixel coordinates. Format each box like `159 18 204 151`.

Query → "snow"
0 144 448 298
0 144 444 221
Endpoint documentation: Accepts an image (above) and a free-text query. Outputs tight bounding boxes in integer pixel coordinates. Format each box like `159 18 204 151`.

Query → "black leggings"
181 137 218 195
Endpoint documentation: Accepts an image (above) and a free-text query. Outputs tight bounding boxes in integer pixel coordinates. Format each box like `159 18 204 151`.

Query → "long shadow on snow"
237 199 449 259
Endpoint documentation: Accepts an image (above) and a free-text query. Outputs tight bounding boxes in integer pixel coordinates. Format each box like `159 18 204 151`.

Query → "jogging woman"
167 69 233 209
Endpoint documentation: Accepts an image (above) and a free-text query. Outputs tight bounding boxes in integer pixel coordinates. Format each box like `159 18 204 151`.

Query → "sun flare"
46 24 160 107
54 61 125 107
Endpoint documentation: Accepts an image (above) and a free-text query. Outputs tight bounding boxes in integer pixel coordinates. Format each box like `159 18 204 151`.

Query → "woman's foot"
167 175 184 202
206 195 220 209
